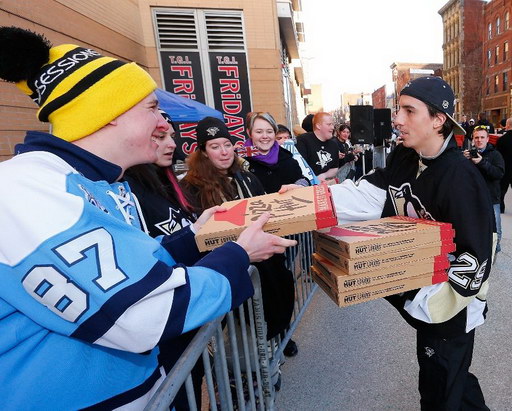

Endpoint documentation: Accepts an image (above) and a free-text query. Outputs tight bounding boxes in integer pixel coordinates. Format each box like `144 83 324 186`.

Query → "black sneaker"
283 339 298 357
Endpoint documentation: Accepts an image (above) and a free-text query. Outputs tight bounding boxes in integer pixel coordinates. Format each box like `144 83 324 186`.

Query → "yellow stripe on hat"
50 62 156 141
16 45 83 97
38 55 118 116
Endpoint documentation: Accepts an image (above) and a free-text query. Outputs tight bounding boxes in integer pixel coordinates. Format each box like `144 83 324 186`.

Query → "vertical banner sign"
209 53 252 145
160 51 206 159
160 51 206 102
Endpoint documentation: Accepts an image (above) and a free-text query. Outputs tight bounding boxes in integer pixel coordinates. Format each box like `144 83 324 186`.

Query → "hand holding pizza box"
195 185 338 251
311 216 455 308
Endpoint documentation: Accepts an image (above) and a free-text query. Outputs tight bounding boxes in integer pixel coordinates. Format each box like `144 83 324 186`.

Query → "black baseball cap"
400 76 466 135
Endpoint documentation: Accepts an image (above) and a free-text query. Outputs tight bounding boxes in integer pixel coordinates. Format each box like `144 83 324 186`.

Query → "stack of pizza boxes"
311 216 455 308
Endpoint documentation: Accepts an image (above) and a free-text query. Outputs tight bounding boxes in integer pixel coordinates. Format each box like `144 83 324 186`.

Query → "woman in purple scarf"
243 112 309 194
242 112 309 358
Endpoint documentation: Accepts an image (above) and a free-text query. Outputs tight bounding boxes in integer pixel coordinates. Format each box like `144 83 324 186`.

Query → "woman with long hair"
335 123 360 182
126 111 197 237
181 117 296 356
181 117 265 210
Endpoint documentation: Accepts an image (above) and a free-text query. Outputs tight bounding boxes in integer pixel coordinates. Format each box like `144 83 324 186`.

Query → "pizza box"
312 252 449 292
315 240 455 275
314 216 454 259
311 266 448 308
195 184 338 251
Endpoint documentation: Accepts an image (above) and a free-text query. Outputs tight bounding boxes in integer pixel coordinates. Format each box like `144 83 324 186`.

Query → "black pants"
416 329 489 411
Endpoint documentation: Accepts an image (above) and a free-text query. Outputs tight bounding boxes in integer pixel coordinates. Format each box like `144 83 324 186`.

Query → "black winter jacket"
363 137 494 338
244 146 308 193
336 140 356 166
474 143 505 204
181 169 294 339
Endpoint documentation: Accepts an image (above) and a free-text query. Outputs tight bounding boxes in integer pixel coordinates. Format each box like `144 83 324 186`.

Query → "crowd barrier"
144 231 317 411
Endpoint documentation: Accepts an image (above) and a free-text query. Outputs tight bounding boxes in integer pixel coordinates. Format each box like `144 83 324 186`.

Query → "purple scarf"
244 139 280 165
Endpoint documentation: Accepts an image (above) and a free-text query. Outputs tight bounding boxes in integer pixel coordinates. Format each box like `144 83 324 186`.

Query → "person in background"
0 26 295 410
282 123 321 185
463 125 504 253
467 118 476 137
243 112 312 357
275 124 292 145
296 112 339 182
126 110 196 237
460 114 470 135
497 117 512 213
477 112 495 133
497 118 507 134
243 112 309 193
301 113 314 133
181 117 298 363
334 124 359 182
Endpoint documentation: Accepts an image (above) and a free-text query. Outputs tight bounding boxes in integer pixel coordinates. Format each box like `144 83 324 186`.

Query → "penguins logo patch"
389 183 433 220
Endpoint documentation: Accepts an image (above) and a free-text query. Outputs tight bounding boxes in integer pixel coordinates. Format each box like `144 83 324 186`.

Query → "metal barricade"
144 231 317 411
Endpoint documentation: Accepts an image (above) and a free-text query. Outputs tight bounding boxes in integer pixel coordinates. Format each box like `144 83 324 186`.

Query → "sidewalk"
277 196 512 411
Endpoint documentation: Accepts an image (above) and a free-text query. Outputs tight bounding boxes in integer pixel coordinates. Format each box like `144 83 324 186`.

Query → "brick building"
482 0 512 126
439 0 485 121
372 85 386 109
0 0 308 160
389 62 443 112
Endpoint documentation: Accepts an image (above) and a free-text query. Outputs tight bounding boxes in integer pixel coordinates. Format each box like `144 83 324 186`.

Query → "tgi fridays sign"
159 51 251 159
160 52 205 159
209 52 252 146
161 52 206 103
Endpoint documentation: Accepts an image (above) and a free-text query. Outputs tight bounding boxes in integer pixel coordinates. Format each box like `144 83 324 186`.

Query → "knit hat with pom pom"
0 26 156 142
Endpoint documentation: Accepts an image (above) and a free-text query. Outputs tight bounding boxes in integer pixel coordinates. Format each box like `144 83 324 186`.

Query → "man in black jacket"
496 117 512 212
477 112 495 133
329 76 492 410
464 126 505 252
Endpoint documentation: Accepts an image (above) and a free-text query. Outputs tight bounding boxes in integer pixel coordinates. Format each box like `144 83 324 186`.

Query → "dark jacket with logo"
475 143 505 204
244 146 308 193
363 137 493 338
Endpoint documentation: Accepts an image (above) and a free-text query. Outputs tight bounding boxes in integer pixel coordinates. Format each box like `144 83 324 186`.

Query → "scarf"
244 138 280 165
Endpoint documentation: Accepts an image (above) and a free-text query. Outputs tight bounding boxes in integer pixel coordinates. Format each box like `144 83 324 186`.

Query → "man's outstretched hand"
236 212 297 262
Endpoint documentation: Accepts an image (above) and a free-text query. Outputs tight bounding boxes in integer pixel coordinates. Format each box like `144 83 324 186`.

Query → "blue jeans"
494 203 502 252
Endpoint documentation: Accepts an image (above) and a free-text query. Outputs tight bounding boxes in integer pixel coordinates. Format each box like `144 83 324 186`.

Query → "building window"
488 22 492 39
487 77 490 95
497 17 501 35
496 45 500 64
488 49 492 66
504 72 509 91
505 42 509 61
153 8 251 148
506 11 510 29
495 74 499 93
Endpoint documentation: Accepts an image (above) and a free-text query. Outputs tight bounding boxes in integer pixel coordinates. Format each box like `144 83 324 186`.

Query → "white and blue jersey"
0 131 254 410
282 140 320 185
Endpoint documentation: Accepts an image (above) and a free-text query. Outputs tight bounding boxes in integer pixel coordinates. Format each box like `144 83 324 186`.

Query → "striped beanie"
0 26 156 142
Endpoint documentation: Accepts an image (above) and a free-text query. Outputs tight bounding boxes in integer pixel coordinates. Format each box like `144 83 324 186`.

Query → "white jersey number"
448 252 487 291
22 228 127 322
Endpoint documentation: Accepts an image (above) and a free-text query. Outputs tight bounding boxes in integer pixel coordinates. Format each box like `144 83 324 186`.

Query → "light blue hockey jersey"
0 132 254 410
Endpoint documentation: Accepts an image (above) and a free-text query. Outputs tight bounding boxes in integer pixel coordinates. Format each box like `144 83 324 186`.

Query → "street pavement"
277 194 512 411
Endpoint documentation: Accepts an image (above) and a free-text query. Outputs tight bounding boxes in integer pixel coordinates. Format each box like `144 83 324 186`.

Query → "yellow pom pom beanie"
16 43 157 142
